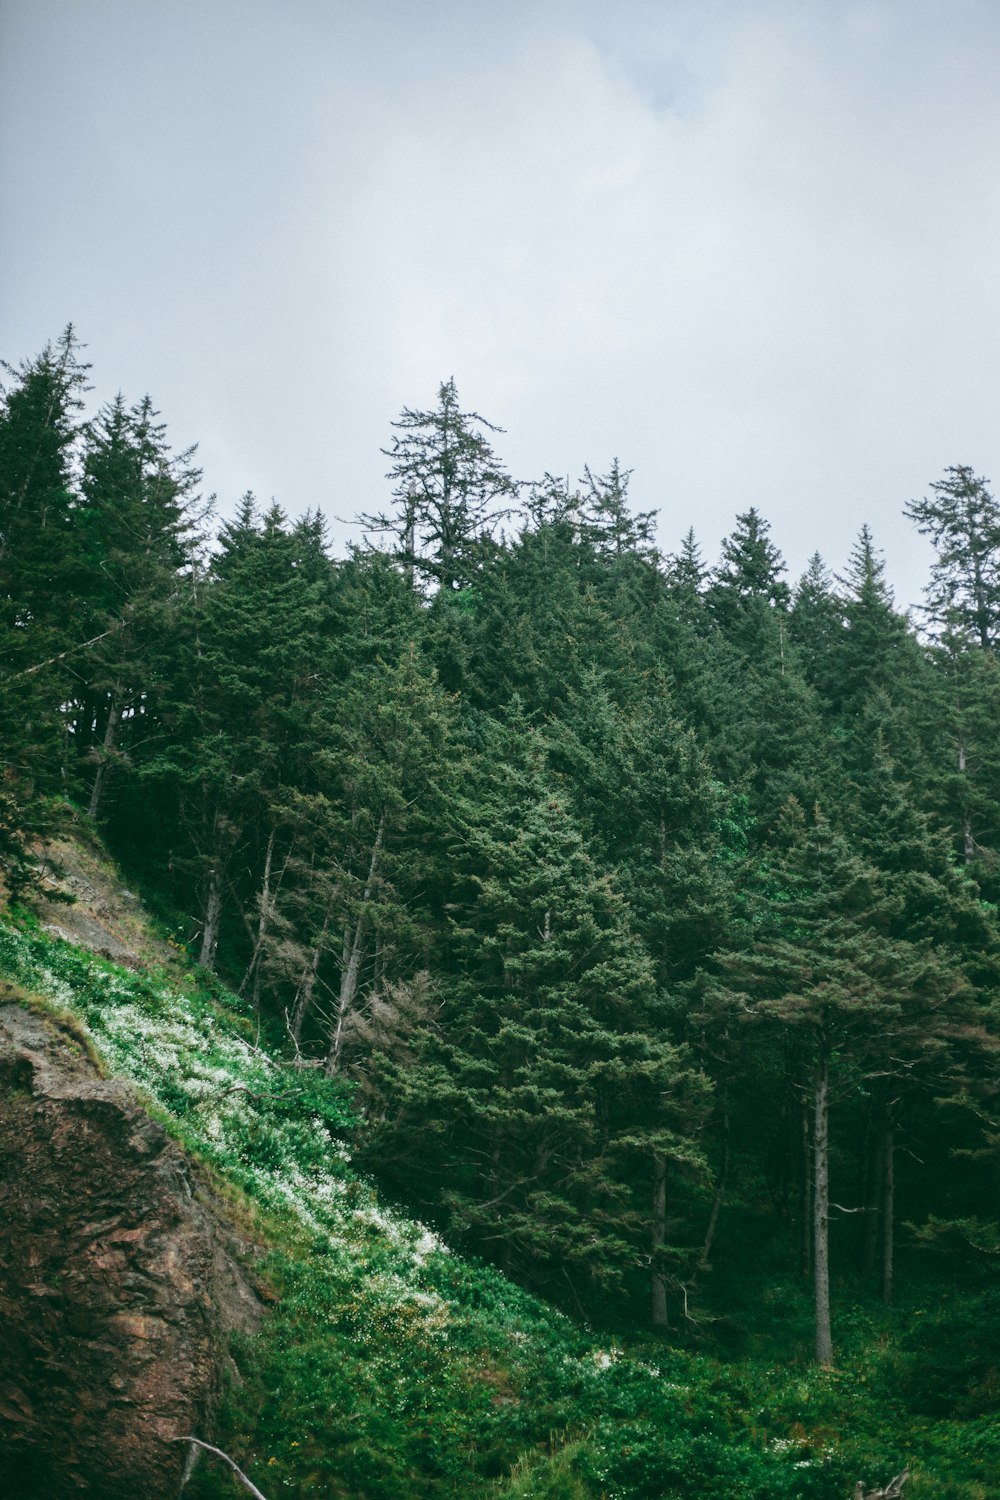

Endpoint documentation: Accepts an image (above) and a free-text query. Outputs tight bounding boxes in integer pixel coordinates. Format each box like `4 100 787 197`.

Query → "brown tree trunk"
814 1051 833 1365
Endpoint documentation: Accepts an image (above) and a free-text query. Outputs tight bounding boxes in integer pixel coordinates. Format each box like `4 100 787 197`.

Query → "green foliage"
5 333 1000 1497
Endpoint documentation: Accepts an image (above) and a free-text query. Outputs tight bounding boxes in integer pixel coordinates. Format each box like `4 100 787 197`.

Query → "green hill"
0 880 995 1499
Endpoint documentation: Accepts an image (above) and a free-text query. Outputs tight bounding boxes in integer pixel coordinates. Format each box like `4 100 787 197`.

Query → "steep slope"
0 998 261 1497
0 844 993 1499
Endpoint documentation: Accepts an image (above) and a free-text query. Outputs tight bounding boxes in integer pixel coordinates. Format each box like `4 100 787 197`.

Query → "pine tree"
707 508 790 649
829 526 918 718
366 724 710 1317
546 670 736 986
579 459 657 561
706 802 969 1358
906 465 1000 649
789 552 843 700
74 393 205 817
0 329 92 883
361 378 520 592
135 499 333 971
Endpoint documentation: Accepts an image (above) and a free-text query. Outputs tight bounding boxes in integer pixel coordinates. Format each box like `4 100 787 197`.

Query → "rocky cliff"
0 996 262 1498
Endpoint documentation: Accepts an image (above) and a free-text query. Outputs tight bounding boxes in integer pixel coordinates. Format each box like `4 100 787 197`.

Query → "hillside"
0 830 996 1499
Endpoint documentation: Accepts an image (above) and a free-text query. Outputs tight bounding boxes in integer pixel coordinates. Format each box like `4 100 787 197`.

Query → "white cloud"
4 0 1000 602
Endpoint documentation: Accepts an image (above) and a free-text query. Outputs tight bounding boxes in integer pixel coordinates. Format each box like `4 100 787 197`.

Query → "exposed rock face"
0 1001 262 1498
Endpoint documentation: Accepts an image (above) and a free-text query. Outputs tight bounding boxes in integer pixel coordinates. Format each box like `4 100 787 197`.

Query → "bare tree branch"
854 1467 911 1500
170 1436 270 1499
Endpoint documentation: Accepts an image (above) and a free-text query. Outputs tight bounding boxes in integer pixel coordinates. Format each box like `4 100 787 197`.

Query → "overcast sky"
3 0 1000 607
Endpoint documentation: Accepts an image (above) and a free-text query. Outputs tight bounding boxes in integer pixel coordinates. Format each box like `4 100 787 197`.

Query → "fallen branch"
854 1468 910 1500
170 1436 270 1499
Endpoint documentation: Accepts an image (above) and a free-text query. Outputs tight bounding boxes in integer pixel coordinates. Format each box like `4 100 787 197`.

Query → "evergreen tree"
366 725 710 1318
789 552 843 700
579 459 657 561
361 378 519 592
0 328 91 806
707 508 790 650
73 393 205 817
663 528 710 631
829 526 918 718
706 802 969 1359
906 465 1000 649
546 670 736 986
136 499 332 970
916 640 1000 878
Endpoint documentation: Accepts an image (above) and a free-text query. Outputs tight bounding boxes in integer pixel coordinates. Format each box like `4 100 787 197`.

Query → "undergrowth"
1 914 995 1499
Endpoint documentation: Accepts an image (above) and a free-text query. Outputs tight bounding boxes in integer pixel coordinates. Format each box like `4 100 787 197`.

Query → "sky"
3 0 1000 609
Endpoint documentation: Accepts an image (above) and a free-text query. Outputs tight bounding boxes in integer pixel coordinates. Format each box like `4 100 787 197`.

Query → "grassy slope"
1 893 996 1500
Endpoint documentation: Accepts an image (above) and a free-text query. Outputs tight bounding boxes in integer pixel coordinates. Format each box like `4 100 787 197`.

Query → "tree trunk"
239 827 276 1012
289 909 330 1047
199 866 223 971
958 741 975 863
324 816 384 1076
862 1104 884 1278
88 692 122 820
696 1083 729 1278
651 1155 669 1329
800 1098 813 1280
813 1052 833 1365
881 1113 895 1308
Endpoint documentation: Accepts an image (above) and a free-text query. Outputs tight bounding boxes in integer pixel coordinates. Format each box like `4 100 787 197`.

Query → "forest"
1 327 998 1417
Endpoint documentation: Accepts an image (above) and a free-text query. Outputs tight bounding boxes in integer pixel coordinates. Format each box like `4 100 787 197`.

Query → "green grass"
1 914 996 1499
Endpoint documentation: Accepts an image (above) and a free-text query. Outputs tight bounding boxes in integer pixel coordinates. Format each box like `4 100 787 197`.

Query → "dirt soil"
31 829 177 970
0 998 262 1498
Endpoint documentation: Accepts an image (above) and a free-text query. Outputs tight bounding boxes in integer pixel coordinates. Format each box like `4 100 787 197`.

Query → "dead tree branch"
171 1436 270 1499
854 1468 910 1500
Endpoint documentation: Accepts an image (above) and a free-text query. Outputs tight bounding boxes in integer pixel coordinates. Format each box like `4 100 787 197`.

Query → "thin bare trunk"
814 1053 833 1364
325 817 384 1075
862 1106 884 1278
958 740 975 862
170 1436 270 1500
697 1084 730 1278
651 1155 669 1329
881 1115 895 1308
289 909 331 1046
239 827 276 1010
404 504 416 591
88 692 122 819
199 866 223 971
801 1098 813 1280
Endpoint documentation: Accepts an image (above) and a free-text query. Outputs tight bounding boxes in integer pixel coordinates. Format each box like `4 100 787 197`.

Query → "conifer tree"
0 328 91 809
706 802 969 1358
74 393 205 817
906 465 1000 649
366 724 710 1316
707 508 790 649
789 552 843 700
361 378 519 592
829 527 917 717
579 459 658 560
